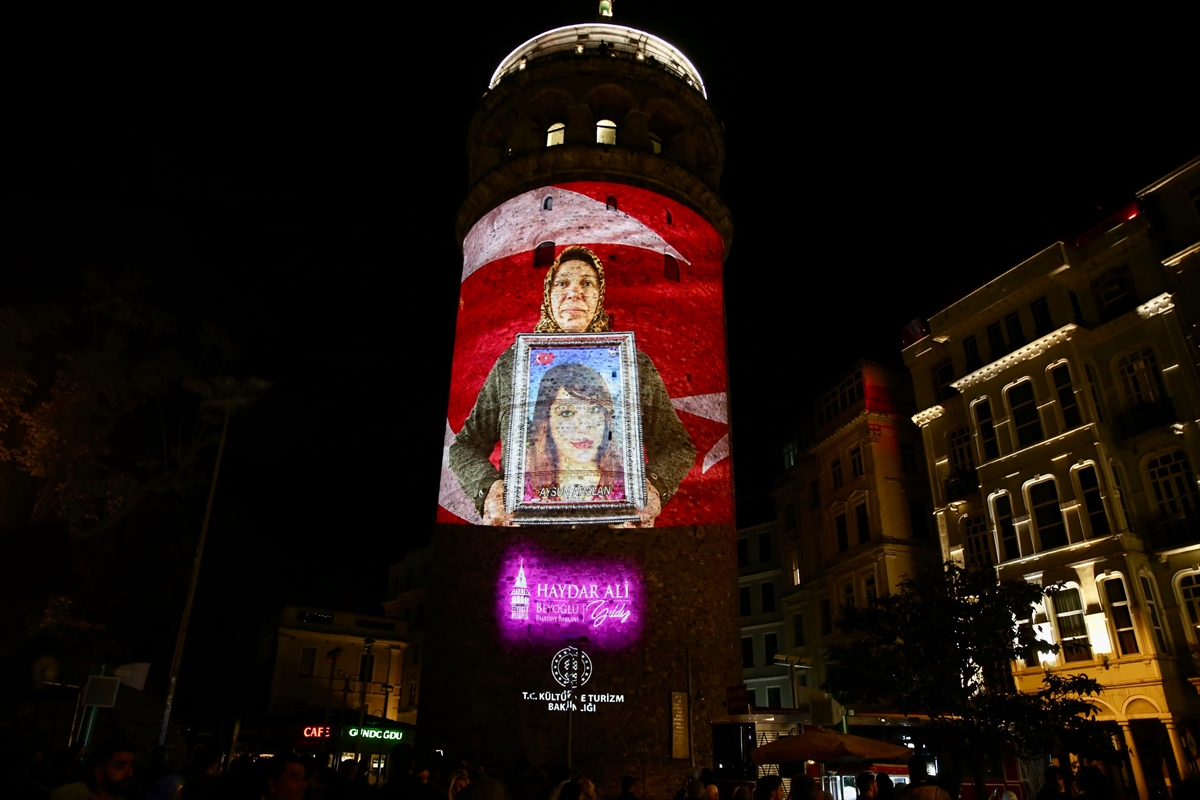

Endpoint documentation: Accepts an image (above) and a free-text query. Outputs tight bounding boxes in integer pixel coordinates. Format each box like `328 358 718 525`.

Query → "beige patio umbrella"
750 729 912 764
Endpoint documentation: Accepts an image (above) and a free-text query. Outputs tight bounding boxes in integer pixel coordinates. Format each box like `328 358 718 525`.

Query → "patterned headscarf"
533 245 613 333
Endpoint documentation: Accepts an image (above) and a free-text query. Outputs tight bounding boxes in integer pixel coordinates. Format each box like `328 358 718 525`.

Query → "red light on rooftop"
1127 211 1138 220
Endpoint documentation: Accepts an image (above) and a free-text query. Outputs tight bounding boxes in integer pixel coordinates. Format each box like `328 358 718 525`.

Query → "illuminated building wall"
903 157 1200 799
422 23 741 794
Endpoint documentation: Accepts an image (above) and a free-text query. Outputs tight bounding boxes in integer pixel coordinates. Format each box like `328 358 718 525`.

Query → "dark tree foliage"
826 563 1107 799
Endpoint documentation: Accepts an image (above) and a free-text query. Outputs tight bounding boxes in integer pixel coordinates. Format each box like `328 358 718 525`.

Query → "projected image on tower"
440 182 731 527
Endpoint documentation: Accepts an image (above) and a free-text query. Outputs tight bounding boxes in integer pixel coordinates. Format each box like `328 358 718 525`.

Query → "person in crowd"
702 784 720 800
615 776 641 800
148 745 222 800
856 773 877 800
580 777 599 800
449 770 472 800
1035 766 1067 800
790 776 817 800
264 755 308 800
895 754 949 800
732 785 754 800
51 740 135 800
875 774 894 800
755 776 784 800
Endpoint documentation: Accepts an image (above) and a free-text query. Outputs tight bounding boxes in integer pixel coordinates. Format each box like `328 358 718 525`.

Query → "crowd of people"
18 741 1198 800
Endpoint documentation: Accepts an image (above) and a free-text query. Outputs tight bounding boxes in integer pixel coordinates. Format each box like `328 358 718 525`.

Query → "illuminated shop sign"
346 727 404 741
440 182 732 527
499 548 641 648
302 726 332 739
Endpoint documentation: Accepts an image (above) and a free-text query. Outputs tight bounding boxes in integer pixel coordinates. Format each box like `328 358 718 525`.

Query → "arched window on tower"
542 196 553 211
666 210 673 225
547 123 565 147
534 241 555 268
606 195 618 211
596 119 617 145
649 132 662 154
664 254 680 282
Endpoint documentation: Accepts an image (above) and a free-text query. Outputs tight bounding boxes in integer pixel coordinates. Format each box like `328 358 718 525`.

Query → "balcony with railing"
944 471 977 502
1147 511 1200 551
1115 396 1177 440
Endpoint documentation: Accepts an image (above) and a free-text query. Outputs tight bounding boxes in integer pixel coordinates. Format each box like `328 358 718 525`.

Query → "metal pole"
159 408 231 746
324 651 340 726
567 644 575 772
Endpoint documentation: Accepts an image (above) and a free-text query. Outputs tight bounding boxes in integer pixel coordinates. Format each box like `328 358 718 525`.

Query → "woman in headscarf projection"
449 246 695 526
524 361 625 504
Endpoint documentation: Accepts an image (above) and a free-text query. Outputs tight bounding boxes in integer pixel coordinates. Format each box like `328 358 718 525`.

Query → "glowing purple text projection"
498 547 642 649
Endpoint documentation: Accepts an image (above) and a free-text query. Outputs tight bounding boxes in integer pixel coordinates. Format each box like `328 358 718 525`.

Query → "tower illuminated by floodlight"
424 20 738 789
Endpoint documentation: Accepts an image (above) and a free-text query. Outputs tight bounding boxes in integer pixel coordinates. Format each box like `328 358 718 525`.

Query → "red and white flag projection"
440 181 731 527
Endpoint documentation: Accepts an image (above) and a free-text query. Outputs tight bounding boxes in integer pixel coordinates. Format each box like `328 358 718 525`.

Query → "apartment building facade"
903 157 1200 798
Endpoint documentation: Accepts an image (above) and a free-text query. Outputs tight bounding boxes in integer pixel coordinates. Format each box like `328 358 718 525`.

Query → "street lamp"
158 377 272 746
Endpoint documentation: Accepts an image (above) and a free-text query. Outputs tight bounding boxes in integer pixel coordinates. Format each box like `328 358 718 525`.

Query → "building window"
815 370 863 425
963 513 993 567
963 335 982 371
783 505 796 532
820 599 833 635
949 426 975 475
809 480 821 509
542 195 553 211
739 586 752 616
855 503 870 544
547 122 565 147
737 538 749 567
1084 363 1105 422
831 458 843 489
908 498 929 539
1029 479 1067 551
1094 267 1138 321
1102 579 1139 656
1067 291 1088 328
299 647 317 677
746 688 758 708
1051 587 1092 662
835 513 849 553
1005 312 1026 348
741 637 755 668
793 612 806 646
409 682 418 705
850 447 863 478
842 583 855 609
359 653 375 683
1177 573 1200 642
987 322 1007 360
534 241 555 268
649 132 662 154
992 494 1019 561
761 582 776 613
1050 364 1082 430
974 399 1000 461
791 551 801 586
1075 465 1110 537
764 633 779 661
1139 576 1169 652
1147 450 1199 518
934 360 957 402
783 440 798 469
411 643 421 665
759 531 774 560
596 119 617 145
664 253 680 282
864 576 877 603
767 686 782 708
1031 296 1053 336
1118 348 1165 407
1007 381 1044 448
900 443 918 474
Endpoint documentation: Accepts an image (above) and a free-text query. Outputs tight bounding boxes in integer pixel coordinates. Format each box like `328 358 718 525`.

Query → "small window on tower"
649 132 663 154
547 122 565 147
534 241 555 268
664 254 680 282
596 120 617 145
666 209 673 224
542 196 553 211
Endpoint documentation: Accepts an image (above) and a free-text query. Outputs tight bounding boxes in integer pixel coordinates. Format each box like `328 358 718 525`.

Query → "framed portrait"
504 332 647 524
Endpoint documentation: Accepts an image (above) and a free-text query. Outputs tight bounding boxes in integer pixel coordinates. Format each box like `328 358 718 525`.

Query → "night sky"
6 3 1196 723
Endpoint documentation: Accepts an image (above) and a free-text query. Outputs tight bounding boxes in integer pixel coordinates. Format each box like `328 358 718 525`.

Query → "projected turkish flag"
440 181 731 526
